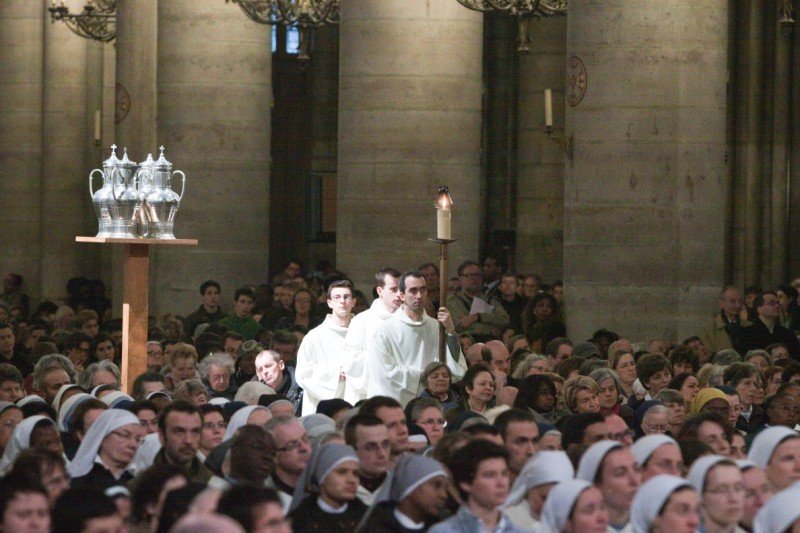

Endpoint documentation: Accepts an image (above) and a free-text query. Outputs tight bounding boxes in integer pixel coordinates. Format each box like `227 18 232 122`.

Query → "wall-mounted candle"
435 186 453 240
94 110 101 141
544 88 553 129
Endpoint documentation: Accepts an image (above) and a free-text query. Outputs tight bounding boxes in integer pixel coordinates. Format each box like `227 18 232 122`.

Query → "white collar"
317 497 348 514
394 508 425 529
94 456 129 480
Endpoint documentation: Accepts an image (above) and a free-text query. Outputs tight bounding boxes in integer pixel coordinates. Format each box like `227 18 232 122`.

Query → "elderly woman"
172 379 208 407
687 455 744 533
78 360 121 390
511 354 550 379
406 398 446 445
198 352 237 400
68 408 142 492
418 362 459 412
563 376 601 414
163 343 199 391
146 341 164 373
589 368 634 424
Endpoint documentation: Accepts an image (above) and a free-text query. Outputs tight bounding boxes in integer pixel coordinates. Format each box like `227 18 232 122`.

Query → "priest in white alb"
295 279 355 415
343 267 403 403
367 270 467 406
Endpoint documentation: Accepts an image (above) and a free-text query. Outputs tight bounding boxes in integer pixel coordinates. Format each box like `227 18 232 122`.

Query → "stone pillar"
337 0 483 292
151 0 271 314
564 1 729 341
0 2 44 303
40 18 94 302
515 14 567 280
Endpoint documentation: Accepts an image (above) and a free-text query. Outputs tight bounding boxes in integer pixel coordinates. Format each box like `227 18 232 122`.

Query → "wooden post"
438 241 448 363
122 243 149 393
76 237 198 394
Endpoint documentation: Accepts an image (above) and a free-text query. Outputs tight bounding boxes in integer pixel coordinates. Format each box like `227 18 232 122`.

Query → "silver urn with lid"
109 148 148 238
143 146 185 239
89 144 124 237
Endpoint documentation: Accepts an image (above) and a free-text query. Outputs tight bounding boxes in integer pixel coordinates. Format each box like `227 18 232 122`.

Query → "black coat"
289 495 367 533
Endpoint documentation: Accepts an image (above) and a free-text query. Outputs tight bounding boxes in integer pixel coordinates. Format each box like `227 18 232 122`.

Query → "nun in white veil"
504 450 575 531
0 415 59 475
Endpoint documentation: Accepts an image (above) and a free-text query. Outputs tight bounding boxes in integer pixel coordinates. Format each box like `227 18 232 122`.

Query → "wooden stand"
430 238 456 363
76 236 198 393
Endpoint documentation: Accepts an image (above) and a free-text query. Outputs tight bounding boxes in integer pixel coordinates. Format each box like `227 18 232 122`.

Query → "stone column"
40 18 94 302
151 0 271 314
564 1 729 342
0 2 44 303
337 0 483 292
515 14 567 280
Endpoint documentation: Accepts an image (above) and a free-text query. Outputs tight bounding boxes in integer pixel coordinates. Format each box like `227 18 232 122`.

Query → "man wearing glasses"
265 416 313 512
446 261 509 343
295 279 356 416
740 291 800 358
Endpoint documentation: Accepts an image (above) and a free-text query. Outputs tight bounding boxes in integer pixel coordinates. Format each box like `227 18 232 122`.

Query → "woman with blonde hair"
563 376 600 414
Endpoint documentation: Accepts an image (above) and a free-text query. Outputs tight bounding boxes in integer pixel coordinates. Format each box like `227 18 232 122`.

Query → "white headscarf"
539 479 593 533
223 405 269 441
16 395 46 408
630 475 693 533
631 434 678 467
129 431 162 473
748 426 799 469
576 440 622 482
100 391 134 409
0 415 55 474
300 413 336 439
753 484 800 533
687 454 733 493
208 397 229 406
67 409 140 478
57 393 93 433
289 443 359 512
506 450 575 507
51 384 84 413
90 384 117 397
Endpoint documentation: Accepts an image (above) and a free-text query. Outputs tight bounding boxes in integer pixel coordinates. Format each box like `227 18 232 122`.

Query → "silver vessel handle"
89 169 104 197
172 170 186 201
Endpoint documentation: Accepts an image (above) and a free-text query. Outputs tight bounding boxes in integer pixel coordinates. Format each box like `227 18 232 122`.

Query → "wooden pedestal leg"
122 243 149 394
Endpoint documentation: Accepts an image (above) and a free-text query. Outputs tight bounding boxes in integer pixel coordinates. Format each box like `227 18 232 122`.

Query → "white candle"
544 88 553 128
437 208 451 240
94 110 101 141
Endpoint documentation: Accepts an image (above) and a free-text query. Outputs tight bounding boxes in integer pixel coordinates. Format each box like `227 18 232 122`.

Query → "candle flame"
436 186 453 210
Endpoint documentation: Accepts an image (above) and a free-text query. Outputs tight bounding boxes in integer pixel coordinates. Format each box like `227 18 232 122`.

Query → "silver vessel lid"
153 146 173 171
117 147 137 168
102 144 122 169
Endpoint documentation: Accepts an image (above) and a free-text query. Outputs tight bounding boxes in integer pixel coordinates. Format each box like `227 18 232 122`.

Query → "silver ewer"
143 146 185 239
109 148 148 238
89 144 124 237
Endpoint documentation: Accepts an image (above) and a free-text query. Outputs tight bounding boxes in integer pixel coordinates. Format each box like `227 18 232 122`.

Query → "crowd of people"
0 259 798 531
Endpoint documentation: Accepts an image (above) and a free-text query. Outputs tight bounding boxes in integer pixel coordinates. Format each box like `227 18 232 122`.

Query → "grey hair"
254 350 281 365
410 397 443 422
233 381 274 405
79 360 121 390
654 388 685 406
173 378 207 402
707 364 727 387
512 354 548 379
745 349 771 365
264 414 300 436
712 349 742 366
33 354 77 391
197 352 234 380
642 403 669 420
589 367 623 395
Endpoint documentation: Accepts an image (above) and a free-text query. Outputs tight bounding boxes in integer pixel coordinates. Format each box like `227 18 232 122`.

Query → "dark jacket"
740 318 800 359
357 501 439 533
71 462 134 493
289 495 368 533
183 305 227 341
273 365 304 416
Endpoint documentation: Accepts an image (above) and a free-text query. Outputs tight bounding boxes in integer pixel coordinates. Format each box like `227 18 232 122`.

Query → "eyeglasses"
209 374 229 382
276 434 310 452
644 425 670 433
